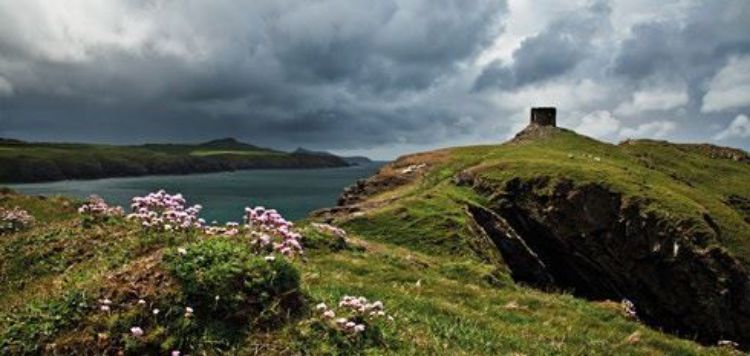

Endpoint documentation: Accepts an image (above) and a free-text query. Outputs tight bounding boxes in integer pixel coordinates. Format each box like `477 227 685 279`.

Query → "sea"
6 162 384 222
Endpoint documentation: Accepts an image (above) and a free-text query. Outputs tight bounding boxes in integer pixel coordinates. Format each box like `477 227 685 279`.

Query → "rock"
466 177 750 348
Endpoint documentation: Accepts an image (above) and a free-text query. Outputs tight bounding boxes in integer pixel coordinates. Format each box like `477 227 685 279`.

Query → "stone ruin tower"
530 107 556 127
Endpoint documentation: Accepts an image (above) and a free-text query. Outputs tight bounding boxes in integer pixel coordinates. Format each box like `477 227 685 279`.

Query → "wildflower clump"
78 195 124 226
244 207 303 257
127 190 203 231
203 221 240 236
0 206 35 233
297 295 393 351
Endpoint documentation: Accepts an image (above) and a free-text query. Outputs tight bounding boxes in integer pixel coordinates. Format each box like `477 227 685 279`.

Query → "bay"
6 162 384 222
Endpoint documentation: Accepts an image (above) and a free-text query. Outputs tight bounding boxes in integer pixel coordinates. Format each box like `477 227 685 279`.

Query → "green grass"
337 130 749 265
0 129 747 354
0 189 738 354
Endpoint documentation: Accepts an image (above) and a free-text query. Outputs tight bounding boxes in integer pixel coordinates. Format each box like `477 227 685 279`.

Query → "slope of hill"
0 126 748 354
0 138 349 183
313 125 750 349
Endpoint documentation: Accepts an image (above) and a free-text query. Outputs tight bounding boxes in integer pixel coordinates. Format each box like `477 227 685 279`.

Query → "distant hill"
294 147 372 166
0 138 349 183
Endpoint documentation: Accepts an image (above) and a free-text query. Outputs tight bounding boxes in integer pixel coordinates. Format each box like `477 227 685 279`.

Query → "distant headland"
0 137 367 183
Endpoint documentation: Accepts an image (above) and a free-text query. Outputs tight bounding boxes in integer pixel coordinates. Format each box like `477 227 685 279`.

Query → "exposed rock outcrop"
462 174 750 348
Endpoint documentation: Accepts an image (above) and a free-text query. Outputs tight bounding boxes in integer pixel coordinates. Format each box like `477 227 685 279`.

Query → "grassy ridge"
0 138 348 183
337 129 750 264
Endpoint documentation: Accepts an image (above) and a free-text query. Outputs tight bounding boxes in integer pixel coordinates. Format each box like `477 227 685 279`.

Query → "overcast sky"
0 0 748 159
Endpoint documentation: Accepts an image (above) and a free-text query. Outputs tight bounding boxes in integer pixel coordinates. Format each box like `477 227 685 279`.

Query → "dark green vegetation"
1 126 748 354
0 137 348 183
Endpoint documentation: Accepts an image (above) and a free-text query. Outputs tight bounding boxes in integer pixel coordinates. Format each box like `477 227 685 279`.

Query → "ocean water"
6 162 384 222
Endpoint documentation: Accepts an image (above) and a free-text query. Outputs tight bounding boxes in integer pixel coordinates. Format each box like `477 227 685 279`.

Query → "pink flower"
130 327 144 337
322 310 335 319
353 324 366 333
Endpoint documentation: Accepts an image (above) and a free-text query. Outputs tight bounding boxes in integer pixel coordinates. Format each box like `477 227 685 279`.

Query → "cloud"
0 76 12 96
575 110 621 138
613 1 750 82
0 0 507 154
702 56 750 113
615 85 689 116
0 0 748 159
619 121 677 140
474 1 610 90
714 114 750 140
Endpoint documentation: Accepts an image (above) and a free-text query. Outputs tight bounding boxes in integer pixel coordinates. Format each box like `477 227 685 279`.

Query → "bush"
163 239 302 325
300 223 349 251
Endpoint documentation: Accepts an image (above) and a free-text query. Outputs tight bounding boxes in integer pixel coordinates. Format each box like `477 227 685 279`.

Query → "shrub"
301 223 349 251
0 206 35 233
163 239 302 324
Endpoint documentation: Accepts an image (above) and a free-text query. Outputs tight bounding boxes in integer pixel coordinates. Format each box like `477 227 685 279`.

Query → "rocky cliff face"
459 174 750 348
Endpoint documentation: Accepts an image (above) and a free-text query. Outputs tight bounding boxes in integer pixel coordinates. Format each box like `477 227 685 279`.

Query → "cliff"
313 126 750 349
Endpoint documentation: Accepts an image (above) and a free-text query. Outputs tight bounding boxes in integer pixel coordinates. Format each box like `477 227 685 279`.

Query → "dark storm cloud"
613 0 750 81
0 0 506 153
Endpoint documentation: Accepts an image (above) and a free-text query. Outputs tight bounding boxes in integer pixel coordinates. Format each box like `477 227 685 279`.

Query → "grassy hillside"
0 190 734 355
0 138 348 183
334 128 750 263
317 126 750 349
0 128 748 354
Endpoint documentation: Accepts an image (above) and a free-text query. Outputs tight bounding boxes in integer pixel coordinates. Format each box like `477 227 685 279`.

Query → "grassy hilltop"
0 138 348 183
1 127 749 354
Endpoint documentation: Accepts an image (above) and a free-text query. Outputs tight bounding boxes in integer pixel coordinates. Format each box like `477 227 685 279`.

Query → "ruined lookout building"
530 107 556 127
